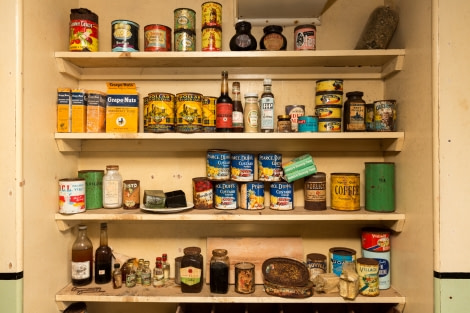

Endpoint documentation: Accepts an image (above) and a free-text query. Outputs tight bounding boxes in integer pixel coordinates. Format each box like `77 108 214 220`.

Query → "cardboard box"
71 89 87 132
57 88 71 133
105 82 139 133
86 90 106 133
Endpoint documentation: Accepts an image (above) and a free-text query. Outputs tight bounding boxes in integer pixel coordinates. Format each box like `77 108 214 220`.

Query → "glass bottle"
260 78 275 132
210 249 230 294
216 71 233 132
231 82 244 132
95 222 112 284
125 262 136 288
136 258 144 285
343 91 366 132
243 93 259 133
356 6 399 49
180 246 204 293
153 257 164 287
102 165 123 208
162 253 170 282
142 260 152 286
113 263 122 289
229 21 257 51
71 224 93 286
260 25 287 51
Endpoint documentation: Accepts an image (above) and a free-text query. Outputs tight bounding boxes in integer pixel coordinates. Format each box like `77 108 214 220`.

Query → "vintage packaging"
106 82 139 133
57 88 71 133
71 89 87 132
86 90 106 132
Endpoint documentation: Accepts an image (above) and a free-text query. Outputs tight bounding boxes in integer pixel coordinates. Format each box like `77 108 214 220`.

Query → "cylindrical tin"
77 170 104 210
315 91 343 106
315 105 342 119
231 153 254 181
122 180 140 209
145 92 175 133
306 253 327 281
202 27 222 51
362 249 391 290
298 115 318 132
214 181 238 210
235 262 255 294
315 79 343 92
304 172 326 211
174 256 183 284
192 177 213 209
330 173 360 211
202 96 217 132
357 258 380 296
318 118 342 132
365 162 395 212
240 182 265 210
111 20 139 52
201 1 222 28
294 24 316 50
144 24 172 51
69 8 99 52
329 247 356 276
285 105 305 132
362 227 391 252
207 149 231 181
258 153 283 181
269 182 294 210
365 103 375 131
174 29 196 51
58 178 86 214
174 8 196 31
176 92 203 132
373 100 397 132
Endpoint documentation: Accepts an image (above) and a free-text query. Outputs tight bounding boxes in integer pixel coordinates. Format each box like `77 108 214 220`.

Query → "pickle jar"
210 249 230 294
230 21 257 51
260 25 287 51
180 247 204 293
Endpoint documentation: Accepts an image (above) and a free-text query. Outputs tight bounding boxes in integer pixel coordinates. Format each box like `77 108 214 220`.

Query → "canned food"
174 8 196 31
374 100 397 131
298 115 318 132
145 92 175 133
362 249 391 290
59 178 86 214
362 227 391 252
77 170 104 210
202 96 217 132
285 105 305 132
357 258 380 296
329 247 356 276
315 91 343 105
192 177 213 209
240 182 265 210
176 92 203 132
315 105 342 119
258 153 283 181
201 1 222 28
214 181 238 210
294 24 316 50
123 180 140 209
144 24 172 51
207 149 231 181
174 29 196 51
318 118 342 132
315 79 343 92
69 8 99 52
201 27 222 51
365 103 375 131
330 173 360 211
269 182 294 210
306 253 327 281
111 20 139 52
231 153 254 181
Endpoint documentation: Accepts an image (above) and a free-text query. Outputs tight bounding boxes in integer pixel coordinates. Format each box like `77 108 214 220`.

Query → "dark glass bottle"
343 91 366 132
216 71 233 132
71 224 93 286
232 82 244 132
229 21 257 51
260 25 287 51
95 222 112 284
210 249 229 294
180 247 204 293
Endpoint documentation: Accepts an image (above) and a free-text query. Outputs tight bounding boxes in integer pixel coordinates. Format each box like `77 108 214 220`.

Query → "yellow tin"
201 1 222 28
330 173 360 211
315 105 342 119
315 79 343 92
315 91 343 105
318 118 342 132
145 92 175 133
202 27 222 51
176 92 203 132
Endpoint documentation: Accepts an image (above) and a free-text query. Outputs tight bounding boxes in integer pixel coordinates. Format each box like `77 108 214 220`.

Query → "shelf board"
55 132 404 153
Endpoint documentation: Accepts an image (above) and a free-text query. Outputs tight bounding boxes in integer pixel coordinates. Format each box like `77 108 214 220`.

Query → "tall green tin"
78 170 104 209
365 162 395 212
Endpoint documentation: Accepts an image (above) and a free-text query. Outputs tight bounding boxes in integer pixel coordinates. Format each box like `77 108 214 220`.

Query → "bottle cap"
264 78 272 85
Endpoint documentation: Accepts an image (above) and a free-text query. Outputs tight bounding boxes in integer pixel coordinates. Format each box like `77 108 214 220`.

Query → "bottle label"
71 261 90 280
180 266 202 286
216 102 233 129
236 34 252 48
103 180 119 204
232 111 244 128
246 110 258 131
347 104 366 131
260 98 274 130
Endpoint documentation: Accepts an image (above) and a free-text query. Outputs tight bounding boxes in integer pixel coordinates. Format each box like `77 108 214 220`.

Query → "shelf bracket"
381 55 404 79
56 58 83 80
55 139 82 152
55 220 80 232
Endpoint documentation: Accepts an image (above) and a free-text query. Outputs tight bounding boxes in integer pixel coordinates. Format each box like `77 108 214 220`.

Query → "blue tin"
214 181 238 210
240 182 265 210
231 153 255 182
207 149 231 181
329 247 357 276
258 153 283 181
269 182 293 210
298 115 318 132
362 249 391 290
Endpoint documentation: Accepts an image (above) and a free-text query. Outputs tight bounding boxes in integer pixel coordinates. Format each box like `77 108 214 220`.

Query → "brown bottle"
343 91 366 132
216 71 233 132
95 223 113 284
71 224 93 286
232 82 244 132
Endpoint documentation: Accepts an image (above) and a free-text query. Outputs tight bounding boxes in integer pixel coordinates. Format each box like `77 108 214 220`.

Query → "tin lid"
184 246 201 255
212 249 228 257
346 91 364 97
306 253 327 261
295 24 316 31
106 165 119 170
357 257 379 266
278 114 290 120
329 247 357 256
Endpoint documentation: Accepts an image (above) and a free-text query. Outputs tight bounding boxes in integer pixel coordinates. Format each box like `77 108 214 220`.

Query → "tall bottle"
231 82 244 132
102 165 123 208
260 78 275 132
95 222 112 284
71 224 93 286
162 253 170 282
210 249 230 294
216 71 233 132
243 93 259 133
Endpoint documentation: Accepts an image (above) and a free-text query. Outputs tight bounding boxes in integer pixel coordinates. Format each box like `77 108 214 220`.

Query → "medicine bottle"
102 165 123 208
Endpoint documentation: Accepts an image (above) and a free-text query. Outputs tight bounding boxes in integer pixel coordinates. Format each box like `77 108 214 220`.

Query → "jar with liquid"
102 165 123 208
210 249 229 294
180 247 204 293
243 93 259 133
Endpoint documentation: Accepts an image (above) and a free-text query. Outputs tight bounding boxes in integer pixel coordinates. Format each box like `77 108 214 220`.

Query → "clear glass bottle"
180 246 204 293
113 263 122 289
231 82 244 132
71 224 93 286
136 258 144 285
162 253 170 282
216 71 233 132
94 223 112 284
102 165 123 208
260 25 287 51
142 260 152 286
210 249 230 294
243 93 259 133
343 91 366 132
260 78 275 132
153 257 164 287
125 262 136 288
229 21 257 51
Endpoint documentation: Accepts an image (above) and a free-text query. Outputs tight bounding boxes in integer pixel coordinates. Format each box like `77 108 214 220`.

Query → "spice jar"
343 91 366 132
180 247 204 293
230 21 257 51
210 249 229 294
260 25 287 51
277 115 291 132
356 6 399 49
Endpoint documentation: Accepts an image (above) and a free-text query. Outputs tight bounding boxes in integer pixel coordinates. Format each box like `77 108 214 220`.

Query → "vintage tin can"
374 100 397 131
315 91 343 105
202 1 222 28
58 178 86 214
365 103 375 131
357 258 380 296
77 170 104 210
365 162 395 212
240 182 265 210
258 153 283 181
231 153 254 181
207 149 231 181
123 180 140 209
329 247 356 276
285 105 305 132
145 92 175 133
304 172 326 211
174 256 183 284
111 20 139 52
315 79 343 92
294 24 316 50
306 253 327 281
176 92 203 132
202 96 217 132
202 27 222 51
214 181 238 210
235 262 255 294
174 8 196 31
362 227 391 252
298 115 318 132
144 24 172 51
315 105 342 119
269 182 294 210
318 118 342 132
69 8 99 52
330 173 360 211
362 249 391 290
192 177 213 209
174 29 196 51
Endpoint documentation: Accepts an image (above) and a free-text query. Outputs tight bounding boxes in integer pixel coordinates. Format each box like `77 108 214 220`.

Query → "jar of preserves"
210 249 229 294
260 25 287 51
102 165 123 208
230 21 257 51
277 115 291 132
180 247 204 293
343 91 366 132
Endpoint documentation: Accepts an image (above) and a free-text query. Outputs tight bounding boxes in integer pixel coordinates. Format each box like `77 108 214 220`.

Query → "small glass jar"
260 25 287 51
230 21 257 51
343 91 366 132
113 263 122 289
180 247 204 293
277 115 291 132
102 165 123 208
210 249 230 294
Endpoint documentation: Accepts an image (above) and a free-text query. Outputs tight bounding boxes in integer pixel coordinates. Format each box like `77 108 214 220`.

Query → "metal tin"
316 79 343 92
365 162 395 212
315 105 342 119
318 118 342 132
202 96 217 132
235 262 255 294
214 181 238 210
362 249 391 290
145 92 175 133
294 24 316 50
174 29 196 51
269 182 294 210
258 153 283 181
123 180 140 209
240 182 265 210
298 115 318 132
329 247 357 276
174 8 196 31
315 91 343 105
201 27 222 51
306 253 327 281
77 170 104 210
144 24 172 51
304 172 326 211
362 227 391 252
374 100 397 131
59 178 86 214
231 153 254 181
192 177 213 209
176 92 203 132
357 258 380 296
202 2 222 28
366 103 375 131
69 8 99 52
207 149 231 181
285 105 305 132
111 20 139 52
277 114 291 132
330 173 360 211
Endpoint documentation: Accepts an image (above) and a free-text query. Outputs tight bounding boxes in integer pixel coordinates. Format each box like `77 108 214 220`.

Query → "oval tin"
262 257 310 287
315 91 343 105
315 105 342 119
315 79 343 92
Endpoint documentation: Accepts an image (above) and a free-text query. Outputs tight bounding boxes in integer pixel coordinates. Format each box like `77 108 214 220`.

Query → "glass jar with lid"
260 25 287 51
180 246 204 293
343 91 366 132
230 21 257 51
102 165 123 208
210 249 229 294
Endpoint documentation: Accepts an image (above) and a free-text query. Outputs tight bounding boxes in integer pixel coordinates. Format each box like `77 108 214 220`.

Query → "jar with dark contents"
180 247 204 293
277 115 291 132
210 249 229 294
230 21 257 51
260 25 287 51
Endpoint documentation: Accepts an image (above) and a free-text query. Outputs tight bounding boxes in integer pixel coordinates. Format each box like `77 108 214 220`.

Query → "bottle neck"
263 84 272 94
100 226 108 246
220 73 229 96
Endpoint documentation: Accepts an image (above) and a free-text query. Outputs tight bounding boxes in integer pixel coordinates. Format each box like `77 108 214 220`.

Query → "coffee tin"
298 115 318 132
123 180 140 209
202 27 222 51
330 173 360 211
201 1 222 28
176 92 203 132
240 182 265 210
59 178 86 214
362 249 391 290
362 227 391 252
192 177 213 209
374 100 397 132
77 170 104 210
306 253 327 281
285 105 305 132
231 153 254 181
258 153 283 181
174 29 196 51
329 247 356 276
214 181 238 210
315 79 343 92
174 8 196 31
111 20 139 52
144 24 172 51
315 105 342 119
318 118 342 132
207 149 231 181
294 24 316 50
365 162 395 212
145 92 175 133
304 172 326 211
357 258 380 296
269 182 294 210
315 91 343 105
202 96 217 132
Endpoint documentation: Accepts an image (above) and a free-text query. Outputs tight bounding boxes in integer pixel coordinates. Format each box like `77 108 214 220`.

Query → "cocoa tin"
329 247 357 276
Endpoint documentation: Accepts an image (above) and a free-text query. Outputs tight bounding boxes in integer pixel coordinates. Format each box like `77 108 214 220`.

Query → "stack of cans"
315 79 343 132
174 8 196 51
361 227 391 290
201 2 222 51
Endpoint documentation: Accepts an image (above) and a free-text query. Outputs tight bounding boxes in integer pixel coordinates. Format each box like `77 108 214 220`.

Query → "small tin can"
298 115 318 132
235 262 255 294
231 153 254 181
174 8 196 31
362 227 391 252
366 103 375 131
214 181 238 210
202 1 222 28
306 253 327 281
77 170 104 210
269 182 294 210
144 24 172 51
174 29 196 51
329 247 356 276
277 114 292 132
304 172 326 211
315 105 342 119
318 118 342 132
357 258 380 296
330 173 360 211
69 8 99 52
315 79 343 92
285 105 305 132
202 27 222 51
111 20 139 52
207 149 231 181
294 24 316 50
362 249 391 290
315 91 343 105
145 92 175 133
365 162 395 212
192 177 213 209
374 100 397 131
123 180 140 209
202 96 217 132
258 153 283 181
59 178 86 214
176 92 203 132
240 182 265 210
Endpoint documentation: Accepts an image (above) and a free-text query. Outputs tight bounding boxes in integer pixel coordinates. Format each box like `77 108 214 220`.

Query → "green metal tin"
78 170 104 210
365 162 395 212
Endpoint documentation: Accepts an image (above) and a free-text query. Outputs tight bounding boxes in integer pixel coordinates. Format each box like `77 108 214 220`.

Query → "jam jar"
230 21 257 51
260 25 287 51
180 247 204 293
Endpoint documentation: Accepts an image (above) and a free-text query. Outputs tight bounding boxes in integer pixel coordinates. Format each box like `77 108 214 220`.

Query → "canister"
315 105 342 119
214 181 238 210
304 172 326 211
174 29 196 51
192 177 213 209
306 253 327 281
365 162 395 212
202 96 217 132
362 249 391 290
240 182 265 210
231 153 254 181
329 247 356 276
318 118 342 132
77 170 104 210
269 182 294 210
285 105 305 132
144 24 172 51
361 227 391 252
174 8 196 31
315 91 343 105
298 115 318 132
356 258 380 296
374 100 397 131
315 79 343 92
111 20 139 52
258 153 283 181
176 92 203 132
202 27 222 51
330 173 360 211
201 2 222 28
122 180 140 209
207 149 231 181
145 92 175 133
59 178 86 214
294 24 316 50
235 262 255 294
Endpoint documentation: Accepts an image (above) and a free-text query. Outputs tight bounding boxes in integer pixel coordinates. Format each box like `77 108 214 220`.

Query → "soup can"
202 96 217 132
318 118 342 132
123 180 140 209
77 170 104 210
362 249 391 290
374 100 397 131
329 247 356 276
201 1 222 28
306 253 327 281
231 153 254 181
315 79 343 92
111 20 139 52
269 182 294 210
207 149 231 181
192 177 213 209
145 92 175 133
330 173 360 211
176 92 203 132
258 153 283 181
357 258 380 296
144 24 172 51
298 115 318 132
201 27 222 51
58 178 86 214
315 91 343 105
315 105 342 119
174 29 196 51
365 162 395 212
285 105 305 132
174 8 196 31
235 262 255 294
362 227 391 252
214 181 238 210
294 24 316 50
240 182 265 210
